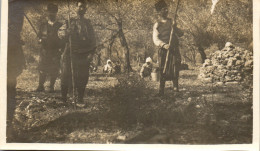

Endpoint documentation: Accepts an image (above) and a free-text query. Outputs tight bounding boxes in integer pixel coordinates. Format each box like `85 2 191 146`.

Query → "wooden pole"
67 0 76 109
163 0 181 74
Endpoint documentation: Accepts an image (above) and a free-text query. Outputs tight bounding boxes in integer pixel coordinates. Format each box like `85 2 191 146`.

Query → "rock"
235 60 243 65
216 82 224 86
219 120 230 126
199 43 252 86
195 105 200 108
240 114 252 122
234 53 241 59
225 81 239 86
245 60 253 67
222 59 228 65
203 77 213 83
117 135 127 141
235 76 242 81
225 76 232 82
203 59 212 67
227 58 236 67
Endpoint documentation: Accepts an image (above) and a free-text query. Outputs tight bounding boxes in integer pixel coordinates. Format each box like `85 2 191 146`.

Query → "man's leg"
172 64 180 92
7 77 17 125
76 56 90 103
49 64 59 93
172 78 179 92
36 71 46 91
6 76 17 142
77 67 90 103
49 56 61 92
159 76 166 95
49 74 57 93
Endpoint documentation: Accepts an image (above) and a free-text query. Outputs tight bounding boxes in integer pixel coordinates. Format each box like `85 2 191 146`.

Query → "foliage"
107 73 147 128
16 0 252 68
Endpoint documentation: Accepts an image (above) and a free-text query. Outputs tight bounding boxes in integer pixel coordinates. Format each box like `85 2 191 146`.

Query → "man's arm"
153 22 168 49
86 19 96 53
58 21 69 41
140 64 146 78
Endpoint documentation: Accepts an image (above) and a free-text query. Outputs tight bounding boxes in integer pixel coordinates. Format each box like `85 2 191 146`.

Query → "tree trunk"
117 20 132 73
108 38 115 59
97 52 101 66
198 45 207 63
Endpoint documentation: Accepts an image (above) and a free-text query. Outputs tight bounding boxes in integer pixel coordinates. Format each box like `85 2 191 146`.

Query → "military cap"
47 3 58 13
155 0 168 12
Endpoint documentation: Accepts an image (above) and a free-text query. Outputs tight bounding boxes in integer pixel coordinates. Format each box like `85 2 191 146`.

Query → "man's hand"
163 44 170 50
172 20 177 28
38 38 42 43
66 27 73 36
87 54 93 62
172 20 176 26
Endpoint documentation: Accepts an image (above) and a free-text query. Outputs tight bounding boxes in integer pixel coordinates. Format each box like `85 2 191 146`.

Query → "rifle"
67 0 77 109
24 13 39 38
163 0 181 74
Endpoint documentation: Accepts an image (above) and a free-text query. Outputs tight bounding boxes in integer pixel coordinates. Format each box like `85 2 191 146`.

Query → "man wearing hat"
59 0 96 106
36 3 62 92
153 0 183 96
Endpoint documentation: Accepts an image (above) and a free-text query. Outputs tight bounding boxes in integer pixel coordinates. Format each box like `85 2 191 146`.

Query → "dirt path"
10 65 252 144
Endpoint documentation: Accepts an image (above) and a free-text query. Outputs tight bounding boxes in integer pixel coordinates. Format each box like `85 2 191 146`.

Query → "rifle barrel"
24 13 39 38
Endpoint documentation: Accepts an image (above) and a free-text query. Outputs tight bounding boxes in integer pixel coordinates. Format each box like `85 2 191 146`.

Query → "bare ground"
9 64 252 144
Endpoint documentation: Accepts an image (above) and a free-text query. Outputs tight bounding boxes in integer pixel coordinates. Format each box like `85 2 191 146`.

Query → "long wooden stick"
163 0 181 74
67 0 76 109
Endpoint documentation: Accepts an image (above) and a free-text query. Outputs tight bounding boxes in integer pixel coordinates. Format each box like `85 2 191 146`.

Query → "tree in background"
19 0 252 68
176 0 252 64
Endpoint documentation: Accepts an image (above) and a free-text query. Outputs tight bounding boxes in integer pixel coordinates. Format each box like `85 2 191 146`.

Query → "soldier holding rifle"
153 0 183 96
36 3 62 92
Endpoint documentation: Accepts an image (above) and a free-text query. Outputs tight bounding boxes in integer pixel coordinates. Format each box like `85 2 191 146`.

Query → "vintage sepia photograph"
2 0 259 149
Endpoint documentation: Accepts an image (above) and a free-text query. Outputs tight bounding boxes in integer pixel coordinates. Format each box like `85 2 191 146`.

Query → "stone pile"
198 42 253 85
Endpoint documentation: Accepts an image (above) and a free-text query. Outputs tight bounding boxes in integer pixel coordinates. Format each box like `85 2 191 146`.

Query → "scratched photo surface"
7 0 253 144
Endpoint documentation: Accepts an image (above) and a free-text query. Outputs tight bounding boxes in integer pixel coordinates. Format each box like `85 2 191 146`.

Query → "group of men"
7 0 183 133
35 1 96 105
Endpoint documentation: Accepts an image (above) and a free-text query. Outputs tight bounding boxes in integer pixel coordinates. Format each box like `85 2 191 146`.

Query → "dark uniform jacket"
38 20 62 56
38 20 62 72
59 17 96 56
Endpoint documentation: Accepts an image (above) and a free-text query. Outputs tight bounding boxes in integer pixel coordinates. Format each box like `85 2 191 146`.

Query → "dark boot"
155 79 165 97
173 78 179 92
48 76 56 93
61 85 68 102
36 72 46 92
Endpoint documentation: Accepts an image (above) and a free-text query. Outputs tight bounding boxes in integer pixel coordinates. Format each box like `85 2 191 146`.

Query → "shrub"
107 73 147 128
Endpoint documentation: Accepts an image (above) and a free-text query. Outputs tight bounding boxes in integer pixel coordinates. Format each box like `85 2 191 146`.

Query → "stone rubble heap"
198 42 253 85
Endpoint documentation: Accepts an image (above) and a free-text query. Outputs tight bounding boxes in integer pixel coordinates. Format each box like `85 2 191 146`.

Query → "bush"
107 73 147 128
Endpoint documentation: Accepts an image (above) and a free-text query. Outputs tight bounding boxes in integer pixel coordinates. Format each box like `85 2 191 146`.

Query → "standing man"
7 0 26 141
59 0 96 105
36 3 62 92
153 0 183 96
